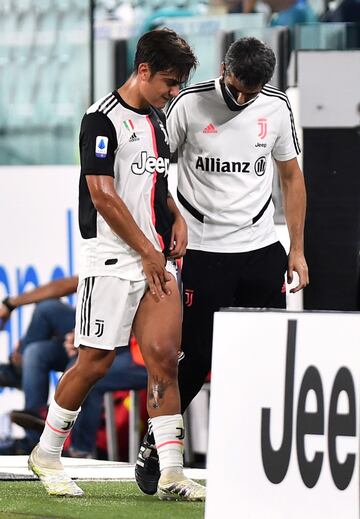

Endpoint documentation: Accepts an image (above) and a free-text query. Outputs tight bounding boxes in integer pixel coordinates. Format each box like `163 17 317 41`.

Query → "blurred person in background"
0 278 147 457
28 28 205 502
0 278 76 392
135 36 309 496
225 0 258 13
266 0 318 26
0 281 75 454
321 0 360 22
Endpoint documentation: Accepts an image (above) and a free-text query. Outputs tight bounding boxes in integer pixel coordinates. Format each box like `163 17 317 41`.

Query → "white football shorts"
74 260 177 350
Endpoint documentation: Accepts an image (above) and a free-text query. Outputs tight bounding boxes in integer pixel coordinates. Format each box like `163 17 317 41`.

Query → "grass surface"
0 481 205 519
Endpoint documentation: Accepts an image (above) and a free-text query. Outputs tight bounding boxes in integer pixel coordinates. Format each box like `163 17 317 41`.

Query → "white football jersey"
167 78 300 253
78 91 173 281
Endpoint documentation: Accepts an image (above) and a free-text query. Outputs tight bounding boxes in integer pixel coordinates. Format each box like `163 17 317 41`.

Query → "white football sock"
150 414 184 473
38 398 80 460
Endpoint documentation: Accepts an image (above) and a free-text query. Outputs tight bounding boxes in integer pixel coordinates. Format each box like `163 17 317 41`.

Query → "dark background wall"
303 128 360 310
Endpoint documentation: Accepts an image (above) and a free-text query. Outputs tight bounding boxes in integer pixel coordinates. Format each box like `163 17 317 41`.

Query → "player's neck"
118 75 150 110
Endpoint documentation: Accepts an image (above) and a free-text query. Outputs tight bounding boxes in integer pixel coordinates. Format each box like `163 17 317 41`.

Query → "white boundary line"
0 456 207 481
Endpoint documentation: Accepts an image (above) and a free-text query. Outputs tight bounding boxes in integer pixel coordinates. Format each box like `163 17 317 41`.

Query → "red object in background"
95 336 148 460
96 389 148 461
130 335 145 367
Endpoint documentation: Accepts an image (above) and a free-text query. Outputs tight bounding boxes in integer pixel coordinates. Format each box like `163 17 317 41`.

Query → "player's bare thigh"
133 273 182 368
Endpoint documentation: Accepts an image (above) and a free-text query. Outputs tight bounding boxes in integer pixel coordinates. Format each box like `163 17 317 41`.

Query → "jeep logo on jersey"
258 118 267 139
131 151 170 176
254 156 266 176
196 156 250 174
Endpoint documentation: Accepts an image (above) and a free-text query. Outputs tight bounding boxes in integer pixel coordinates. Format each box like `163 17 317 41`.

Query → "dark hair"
134 28 198 82
224 37 276 87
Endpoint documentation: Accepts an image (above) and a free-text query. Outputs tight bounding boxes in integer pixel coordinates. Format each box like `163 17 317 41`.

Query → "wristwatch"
2 296 16 312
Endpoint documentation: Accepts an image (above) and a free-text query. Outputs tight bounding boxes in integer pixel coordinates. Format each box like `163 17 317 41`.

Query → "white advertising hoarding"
0 166 80 420
206 310 360 519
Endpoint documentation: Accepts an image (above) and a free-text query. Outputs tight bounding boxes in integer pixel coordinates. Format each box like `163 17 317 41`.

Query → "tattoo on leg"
149 376 171 409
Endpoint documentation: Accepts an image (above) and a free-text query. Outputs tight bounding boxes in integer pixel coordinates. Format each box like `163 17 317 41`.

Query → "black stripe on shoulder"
167 81 215 118
167 80 215 110
97 95 117 115
178 79 216 97
262 85 294 113
188 79 215 89
261 87 301 155
97 93 114 112
103 98 119 115
262 83 285 94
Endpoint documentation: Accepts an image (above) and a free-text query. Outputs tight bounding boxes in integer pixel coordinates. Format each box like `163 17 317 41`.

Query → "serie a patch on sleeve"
95 136 109 158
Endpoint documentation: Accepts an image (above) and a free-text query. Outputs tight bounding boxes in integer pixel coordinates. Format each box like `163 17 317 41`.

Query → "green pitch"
0 481 205 519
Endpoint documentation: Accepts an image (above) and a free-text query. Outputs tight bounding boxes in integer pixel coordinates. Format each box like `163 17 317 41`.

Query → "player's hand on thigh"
141 248 172 301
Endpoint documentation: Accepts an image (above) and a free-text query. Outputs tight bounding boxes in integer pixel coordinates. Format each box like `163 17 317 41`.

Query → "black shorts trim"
80 277 95 336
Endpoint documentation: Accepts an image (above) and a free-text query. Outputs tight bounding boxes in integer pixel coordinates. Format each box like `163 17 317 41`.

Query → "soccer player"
135 36 309 494
28 28 205 501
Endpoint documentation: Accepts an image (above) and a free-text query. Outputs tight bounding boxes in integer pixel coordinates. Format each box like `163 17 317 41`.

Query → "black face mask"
221 67 261 108
223 82 260 108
